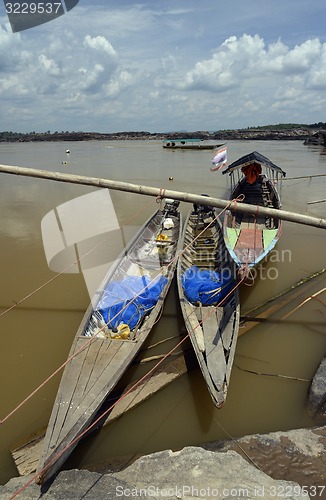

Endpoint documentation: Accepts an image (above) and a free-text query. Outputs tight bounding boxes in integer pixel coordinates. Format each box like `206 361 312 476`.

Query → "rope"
231 194 245 230
156 188 166 211
3 198 240 425
235 193 260 283
0 198 161 425
156 187 166 203
240 266 256 286
8 197 245 497
0 195 242 425
0 196 158 320
2 204 182 424
10 273 245 499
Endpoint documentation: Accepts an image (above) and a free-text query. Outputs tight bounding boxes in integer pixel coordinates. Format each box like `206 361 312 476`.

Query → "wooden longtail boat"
177 204 240 407
222 151 286 270
37 199 182 484
163 139 221 150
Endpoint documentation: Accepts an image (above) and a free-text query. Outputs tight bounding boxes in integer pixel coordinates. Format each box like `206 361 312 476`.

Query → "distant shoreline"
1 128 325 144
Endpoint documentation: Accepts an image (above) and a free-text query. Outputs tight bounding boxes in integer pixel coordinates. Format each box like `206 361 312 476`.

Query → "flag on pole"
210 145 227 171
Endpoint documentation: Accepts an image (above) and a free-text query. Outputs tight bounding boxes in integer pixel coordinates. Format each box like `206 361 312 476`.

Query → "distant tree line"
1 123 325 142
246 122 326 130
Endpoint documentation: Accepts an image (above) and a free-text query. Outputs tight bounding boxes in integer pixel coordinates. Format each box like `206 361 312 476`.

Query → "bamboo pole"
284 173 326 180
1 163 326 229
308 199 326 205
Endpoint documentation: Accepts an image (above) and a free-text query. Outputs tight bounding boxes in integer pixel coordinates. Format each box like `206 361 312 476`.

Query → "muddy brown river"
0 139 325 485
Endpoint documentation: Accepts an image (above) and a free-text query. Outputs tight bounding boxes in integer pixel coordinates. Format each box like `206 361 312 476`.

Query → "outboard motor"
165 198 180 215
193 194 212 215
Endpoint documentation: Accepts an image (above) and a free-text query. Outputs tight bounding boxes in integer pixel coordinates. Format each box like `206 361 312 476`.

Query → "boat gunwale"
37 202 182 484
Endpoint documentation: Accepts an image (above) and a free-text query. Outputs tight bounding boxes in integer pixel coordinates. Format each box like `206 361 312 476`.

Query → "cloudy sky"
1 0 326 133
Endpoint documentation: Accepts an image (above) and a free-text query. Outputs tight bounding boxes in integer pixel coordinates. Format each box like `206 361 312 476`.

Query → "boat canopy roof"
163 138 202 143
222 151 286 176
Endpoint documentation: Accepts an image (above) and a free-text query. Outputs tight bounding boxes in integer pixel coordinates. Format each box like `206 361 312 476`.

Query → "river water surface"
0 139 325 485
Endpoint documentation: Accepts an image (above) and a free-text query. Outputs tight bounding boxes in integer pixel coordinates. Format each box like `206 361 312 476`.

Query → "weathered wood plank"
38 340 90 467
59 342 135 440
219 302 237 351
202 308 227 391
184 302 205 352
74 338 110 401
49 340 92 441
225 316 239 384
11 353 193 477
76 339 122 403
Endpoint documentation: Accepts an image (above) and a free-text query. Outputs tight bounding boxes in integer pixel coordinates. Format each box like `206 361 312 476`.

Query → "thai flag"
210 145 227 171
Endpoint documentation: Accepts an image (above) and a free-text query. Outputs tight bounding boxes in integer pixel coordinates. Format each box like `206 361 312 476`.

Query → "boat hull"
163 144 216 150
223 177 282 269
222 152 285 270
177 206 240 407
162 139 223 150
37 201 182 484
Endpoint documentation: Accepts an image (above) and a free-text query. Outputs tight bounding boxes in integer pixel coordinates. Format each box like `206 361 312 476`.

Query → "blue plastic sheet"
181 266 234 305
98 275 168 330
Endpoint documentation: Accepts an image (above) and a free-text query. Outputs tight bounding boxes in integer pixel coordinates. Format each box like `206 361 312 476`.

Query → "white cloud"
78 63 106 93
1 1 326 132
38 54 61 76
308 69 326 90
0 14 133 129
155 32 326 128
161 55 177 71
104 70 133 97
177 35 326 93
84 35 117 58
280 39 321 73
0 23 30 72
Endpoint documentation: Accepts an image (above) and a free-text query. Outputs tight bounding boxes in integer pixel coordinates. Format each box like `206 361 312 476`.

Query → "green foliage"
1 122 326 142
246 123 326 130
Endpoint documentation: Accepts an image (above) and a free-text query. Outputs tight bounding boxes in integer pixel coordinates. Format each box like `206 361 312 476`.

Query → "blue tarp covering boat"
181 265 234 306
98 275 168 330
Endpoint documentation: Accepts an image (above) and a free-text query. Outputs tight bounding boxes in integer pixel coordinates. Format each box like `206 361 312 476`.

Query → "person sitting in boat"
238 164 267 211
241 163 262 184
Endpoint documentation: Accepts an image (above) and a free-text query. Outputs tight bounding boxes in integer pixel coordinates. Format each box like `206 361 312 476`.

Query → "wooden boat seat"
156 241 175 248
192 242 216 250
235 212 266 226
234 221 266 230
129 256 165 269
